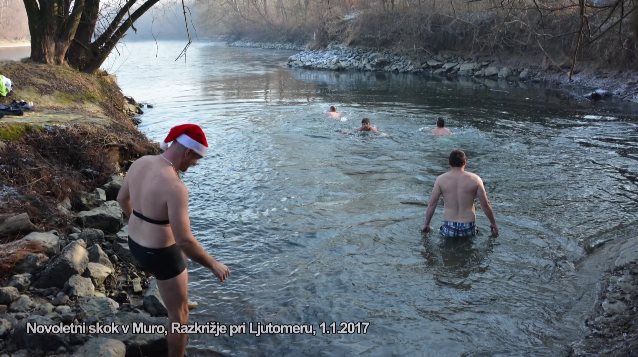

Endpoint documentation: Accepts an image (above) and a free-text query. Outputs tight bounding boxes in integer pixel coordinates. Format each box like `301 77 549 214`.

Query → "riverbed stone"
80 228 105 246
84 262 113 287
0 287 20 304
76 201 123 233
614 238 638 268
65 274 95 297
78 296 119 321
88 244 114 269
34 240 89 288
102 311 168 356
483 66 499 77
143 278 167 317
102 175 124 201
9 295 34 312
601 299 628 315
11 315 67 352
0 213 37 237
498 67 512 78
458 62 479 76
72 337 126 357
0 318 12 337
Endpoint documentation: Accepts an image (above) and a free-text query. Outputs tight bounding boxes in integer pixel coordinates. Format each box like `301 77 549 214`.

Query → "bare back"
125 155 183 248
436 169 482 222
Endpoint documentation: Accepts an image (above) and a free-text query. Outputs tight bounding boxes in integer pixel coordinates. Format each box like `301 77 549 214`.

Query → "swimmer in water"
327 105 341 119
432 117 452 136
355 118 379 132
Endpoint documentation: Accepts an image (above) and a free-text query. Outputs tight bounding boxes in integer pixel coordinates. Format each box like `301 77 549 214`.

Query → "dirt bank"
0 61 157 233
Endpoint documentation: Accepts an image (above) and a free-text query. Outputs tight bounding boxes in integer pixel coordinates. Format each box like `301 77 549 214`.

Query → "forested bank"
197 0 637 73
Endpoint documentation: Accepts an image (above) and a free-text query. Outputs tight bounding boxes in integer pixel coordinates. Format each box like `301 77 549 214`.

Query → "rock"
9 295 34 312
76 201 123 233
80 228 105 246
22 231 61 255
52 291 70 306
614 238 638 268
65 274 95 297
483 66 499 77
519 68 530 81
143 278 167 317
72 337 126 357
457 62 479 76
11 315 67 352
72 190 106 211
0 286 20 304
0 213 37 236
132 277 143 294
84 262 113 287
8 273 31 291
103 312 168 356
601 299 628 315
498 67 512 78
0 318 12 337
33 302 54 316
101 176 123 201
78 296 119 321
112 241 138 267
14 253 49 274
88 244 114 269
34 240 89 288
585 88 613 101
425 60 443 68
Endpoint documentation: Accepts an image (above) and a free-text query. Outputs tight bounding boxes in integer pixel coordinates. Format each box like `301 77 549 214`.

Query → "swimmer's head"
362 118 371 125
437 118 445 128
329 106 337 112
449 150 467 167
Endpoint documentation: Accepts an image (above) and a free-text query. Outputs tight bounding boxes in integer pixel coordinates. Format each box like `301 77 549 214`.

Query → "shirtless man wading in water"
117 124 230 357
422 149 499 238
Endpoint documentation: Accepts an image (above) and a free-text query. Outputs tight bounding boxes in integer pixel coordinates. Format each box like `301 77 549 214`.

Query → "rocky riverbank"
285 44 638 103
0 178 173 356
0 62 173 356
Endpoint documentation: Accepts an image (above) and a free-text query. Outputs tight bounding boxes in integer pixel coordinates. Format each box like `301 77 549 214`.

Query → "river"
105 41 638 356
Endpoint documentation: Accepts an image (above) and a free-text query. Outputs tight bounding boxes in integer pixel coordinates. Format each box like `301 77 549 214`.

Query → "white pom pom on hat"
160 124 208 157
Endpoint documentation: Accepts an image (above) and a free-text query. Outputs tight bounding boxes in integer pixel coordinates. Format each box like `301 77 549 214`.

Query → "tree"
23 0 163 73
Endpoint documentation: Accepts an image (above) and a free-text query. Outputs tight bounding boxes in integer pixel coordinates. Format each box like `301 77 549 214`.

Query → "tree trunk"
23 0 84 65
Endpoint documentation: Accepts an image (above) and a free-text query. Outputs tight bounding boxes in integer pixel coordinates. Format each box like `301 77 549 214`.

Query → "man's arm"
422 178 442 234
116 175 132 219
167 182 230 282
476 178 499 237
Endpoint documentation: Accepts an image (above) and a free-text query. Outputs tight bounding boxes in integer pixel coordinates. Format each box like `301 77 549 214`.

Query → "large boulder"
0 213 37 237
33 240 89 288
0 231 59 275
76 201 123 233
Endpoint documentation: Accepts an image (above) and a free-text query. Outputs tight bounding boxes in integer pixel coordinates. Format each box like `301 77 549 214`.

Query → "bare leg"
157 269 189 357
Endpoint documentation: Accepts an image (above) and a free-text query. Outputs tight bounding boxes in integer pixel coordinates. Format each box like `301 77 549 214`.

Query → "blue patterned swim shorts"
440 221 476 238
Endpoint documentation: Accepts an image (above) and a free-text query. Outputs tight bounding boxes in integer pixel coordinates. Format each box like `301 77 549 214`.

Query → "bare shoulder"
464 171 484 184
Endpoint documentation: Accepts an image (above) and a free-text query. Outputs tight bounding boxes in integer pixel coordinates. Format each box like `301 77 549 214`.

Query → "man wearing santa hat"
117 123 230 357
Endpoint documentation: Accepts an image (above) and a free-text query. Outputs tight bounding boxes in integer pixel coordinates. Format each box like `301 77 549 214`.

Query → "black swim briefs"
128 237 186 280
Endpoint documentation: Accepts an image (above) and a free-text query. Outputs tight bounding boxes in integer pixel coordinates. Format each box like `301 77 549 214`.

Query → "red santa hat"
160 124 208 157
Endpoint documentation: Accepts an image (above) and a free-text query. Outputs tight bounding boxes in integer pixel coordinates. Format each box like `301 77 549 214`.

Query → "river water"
105 41 638 356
